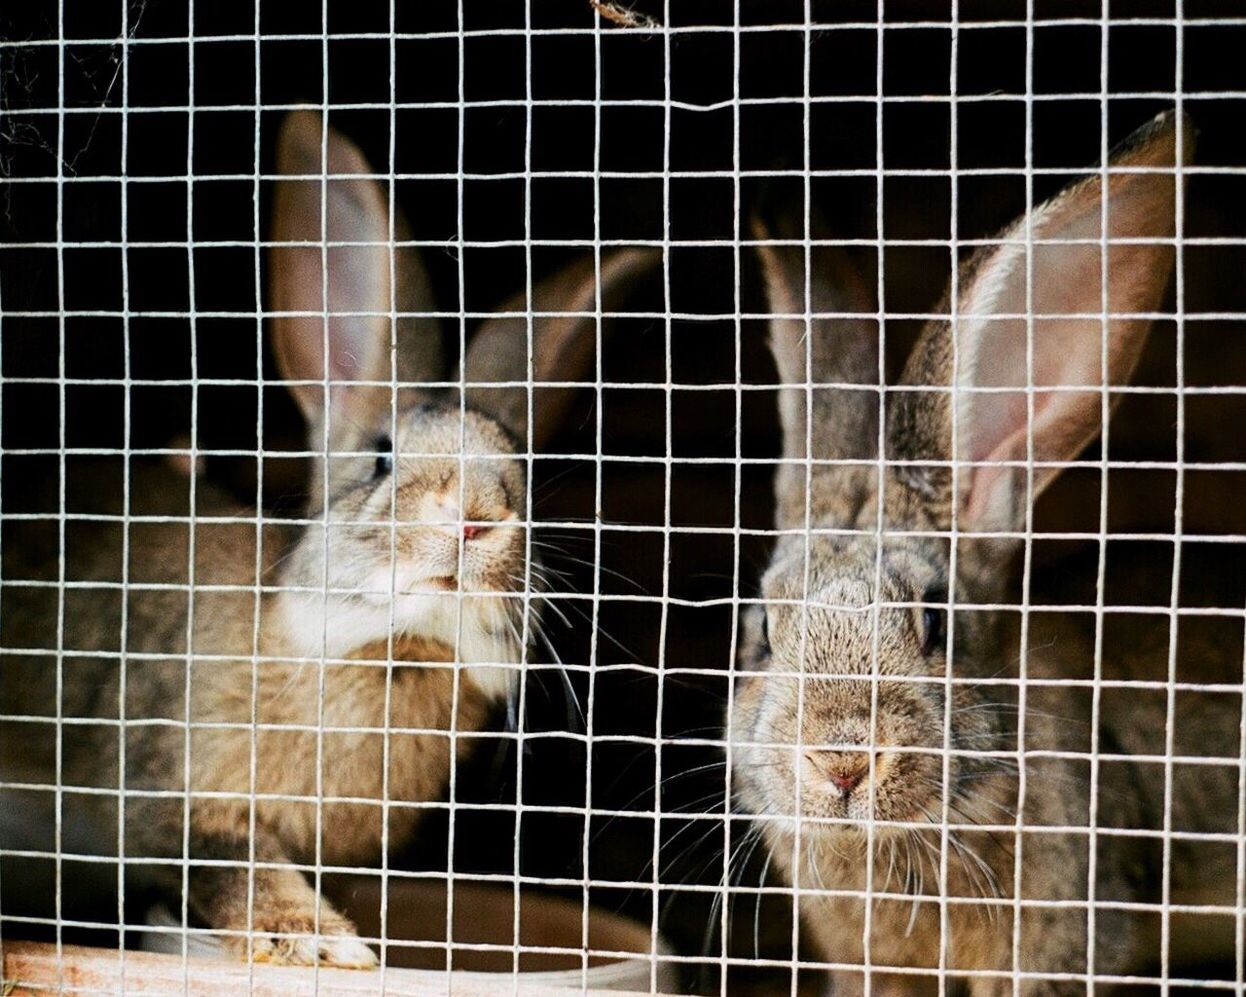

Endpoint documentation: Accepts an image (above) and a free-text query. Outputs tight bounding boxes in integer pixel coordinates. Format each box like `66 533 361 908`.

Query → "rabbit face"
274 403 532 697
313 404 527 603
730 533 996 840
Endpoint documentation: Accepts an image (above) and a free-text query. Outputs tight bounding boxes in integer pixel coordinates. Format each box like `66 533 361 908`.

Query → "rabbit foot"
186 823 379 969
226 914 377 969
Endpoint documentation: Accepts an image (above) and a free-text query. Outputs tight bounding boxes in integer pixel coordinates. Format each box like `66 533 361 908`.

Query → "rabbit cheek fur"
730 112 1237 990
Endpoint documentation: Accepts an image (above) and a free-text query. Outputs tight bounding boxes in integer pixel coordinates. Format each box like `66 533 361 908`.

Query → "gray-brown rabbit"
0 110 654 966
730 111 1242 994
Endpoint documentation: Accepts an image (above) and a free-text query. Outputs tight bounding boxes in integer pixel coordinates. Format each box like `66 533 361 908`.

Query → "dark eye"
921 586 947 657
374 434 394 478
759 610 771 655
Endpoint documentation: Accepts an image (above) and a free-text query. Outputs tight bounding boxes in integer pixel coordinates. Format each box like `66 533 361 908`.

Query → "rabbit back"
1 459 280 836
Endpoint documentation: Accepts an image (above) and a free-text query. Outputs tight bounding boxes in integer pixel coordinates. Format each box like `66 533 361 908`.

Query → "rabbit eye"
759 611 771 656
922 609 945 655
920 587 947 656
373 434 394 478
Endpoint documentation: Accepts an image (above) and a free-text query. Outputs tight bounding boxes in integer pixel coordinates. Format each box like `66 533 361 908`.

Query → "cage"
2 1 1246 995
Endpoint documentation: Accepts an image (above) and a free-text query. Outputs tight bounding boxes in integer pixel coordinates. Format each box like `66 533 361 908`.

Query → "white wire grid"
0 2 1245 996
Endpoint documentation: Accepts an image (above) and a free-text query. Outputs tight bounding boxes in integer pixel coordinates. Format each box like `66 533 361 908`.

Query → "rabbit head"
731 111 1189 840
267 111 654 693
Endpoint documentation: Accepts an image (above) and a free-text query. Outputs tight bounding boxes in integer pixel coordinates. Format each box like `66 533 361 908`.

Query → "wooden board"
2 941 674 996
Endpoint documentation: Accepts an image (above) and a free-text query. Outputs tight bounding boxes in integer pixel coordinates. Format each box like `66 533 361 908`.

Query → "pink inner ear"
966 322 1091 467
271 172 393 404
930 114 1180 535
957 232 1160 532
963 385 1067 527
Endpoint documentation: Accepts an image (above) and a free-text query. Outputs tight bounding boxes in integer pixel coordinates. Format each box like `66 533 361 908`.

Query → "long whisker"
531 546 648 594
753 846 774 961
533 629 584 730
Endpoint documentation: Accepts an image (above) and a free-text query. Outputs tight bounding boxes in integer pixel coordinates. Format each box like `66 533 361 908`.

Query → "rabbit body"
730 111 1239 992
2 459 487 965
0 111 653 967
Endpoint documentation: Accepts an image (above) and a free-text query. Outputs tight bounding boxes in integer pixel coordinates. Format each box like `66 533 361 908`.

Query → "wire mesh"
1 2 1245 996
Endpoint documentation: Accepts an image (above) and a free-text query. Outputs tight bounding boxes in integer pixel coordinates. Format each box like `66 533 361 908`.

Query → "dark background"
3 0 1246 992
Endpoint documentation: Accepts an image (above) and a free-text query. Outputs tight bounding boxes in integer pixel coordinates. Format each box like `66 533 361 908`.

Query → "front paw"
225 911 377 969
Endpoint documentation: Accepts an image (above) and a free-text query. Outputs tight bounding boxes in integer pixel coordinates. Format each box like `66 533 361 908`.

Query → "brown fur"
731 112 1236 993
0 466 488 967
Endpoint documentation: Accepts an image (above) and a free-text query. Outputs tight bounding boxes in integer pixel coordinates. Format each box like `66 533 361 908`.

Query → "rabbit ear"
269 110 443 446
909 110 1191 536
753 211 880 527
462 248 659 449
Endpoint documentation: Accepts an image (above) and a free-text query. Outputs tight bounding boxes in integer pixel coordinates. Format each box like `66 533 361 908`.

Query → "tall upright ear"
947 110 1191 535
753 210 880 528
269 110 442 447
462 248 660 450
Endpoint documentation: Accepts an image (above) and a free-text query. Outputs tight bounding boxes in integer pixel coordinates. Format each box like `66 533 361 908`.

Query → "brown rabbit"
0 110 655 967
729 111 1241 993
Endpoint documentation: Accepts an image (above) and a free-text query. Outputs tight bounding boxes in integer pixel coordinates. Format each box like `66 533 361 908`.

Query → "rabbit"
728 110 1243 994
0 110 655 967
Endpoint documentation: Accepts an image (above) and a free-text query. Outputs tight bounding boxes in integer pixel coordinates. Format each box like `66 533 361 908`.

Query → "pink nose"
462 524 484 541
806 750 871 796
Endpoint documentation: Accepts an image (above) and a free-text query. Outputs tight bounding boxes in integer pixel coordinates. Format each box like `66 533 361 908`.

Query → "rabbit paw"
227 913 377 969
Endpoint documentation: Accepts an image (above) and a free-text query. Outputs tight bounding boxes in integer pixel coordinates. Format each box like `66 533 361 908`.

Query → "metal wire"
1 3 1244 996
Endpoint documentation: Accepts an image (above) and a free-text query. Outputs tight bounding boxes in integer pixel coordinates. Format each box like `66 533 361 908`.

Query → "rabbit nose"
805 750 871 796
462 524 485 540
